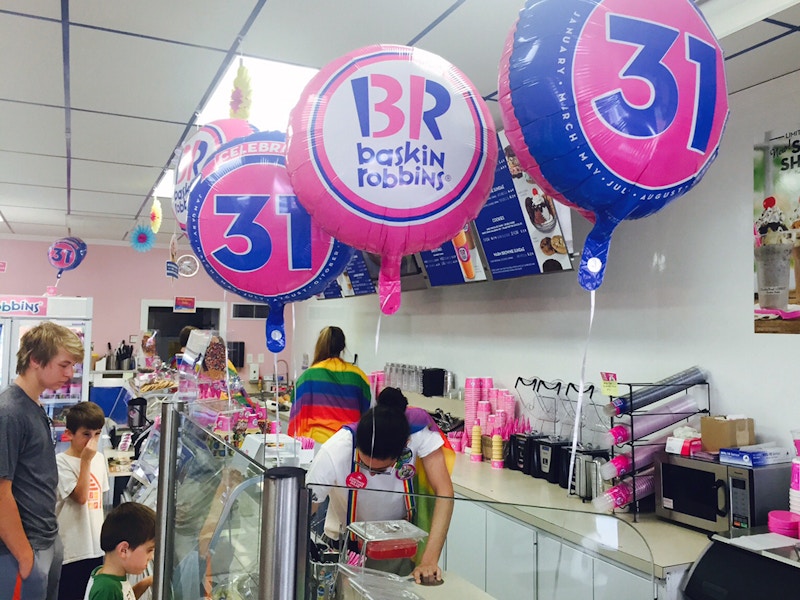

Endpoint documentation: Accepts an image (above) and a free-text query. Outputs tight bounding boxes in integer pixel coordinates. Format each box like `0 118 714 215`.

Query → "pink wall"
0 239 291 375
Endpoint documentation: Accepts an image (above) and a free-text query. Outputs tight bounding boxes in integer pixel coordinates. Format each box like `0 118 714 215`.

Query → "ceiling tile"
412 0 522 98
0 182 67 210
0 151 66 187
8 223 68 238
70 26 227 122
720 20 790 56
71 110 185 166
0 101 65 156
71 160 162 197
1 1 62 20
2 205 66 226
724 31 800 93
0 13 64 106
246 0 461 67
69 0 257 49
66 214 133 240
70 189 145 217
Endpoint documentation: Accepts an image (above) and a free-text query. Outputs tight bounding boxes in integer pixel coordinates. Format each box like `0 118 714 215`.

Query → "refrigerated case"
0 296 93 440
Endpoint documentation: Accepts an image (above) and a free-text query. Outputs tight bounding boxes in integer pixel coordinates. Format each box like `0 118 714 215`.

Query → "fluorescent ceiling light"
197 56 318 131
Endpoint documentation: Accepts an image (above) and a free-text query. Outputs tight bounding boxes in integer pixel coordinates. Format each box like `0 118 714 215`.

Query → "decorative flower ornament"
229 59 252 119
150 198 163 233
131 223 155 252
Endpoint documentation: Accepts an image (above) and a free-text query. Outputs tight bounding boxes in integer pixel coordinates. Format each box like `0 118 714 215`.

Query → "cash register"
683 528 800 599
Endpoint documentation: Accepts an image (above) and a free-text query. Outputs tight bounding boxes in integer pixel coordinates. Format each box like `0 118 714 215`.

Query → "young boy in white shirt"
56 401 109 600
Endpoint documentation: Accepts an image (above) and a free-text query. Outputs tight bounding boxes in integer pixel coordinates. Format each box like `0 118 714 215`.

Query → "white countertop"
404 393 710 579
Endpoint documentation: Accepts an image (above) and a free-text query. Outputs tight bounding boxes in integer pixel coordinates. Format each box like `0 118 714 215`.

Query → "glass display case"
139 400 659 600
126 412 267 599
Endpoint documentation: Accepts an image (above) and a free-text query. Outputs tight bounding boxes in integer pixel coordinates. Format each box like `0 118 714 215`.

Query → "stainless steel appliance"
655 453 791 533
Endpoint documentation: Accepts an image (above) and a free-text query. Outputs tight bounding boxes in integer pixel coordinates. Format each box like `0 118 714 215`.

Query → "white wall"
289 71 800 449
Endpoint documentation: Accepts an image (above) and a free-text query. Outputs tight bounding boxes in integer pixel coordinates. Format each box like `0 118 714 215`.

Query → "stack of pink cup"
767 510 800 538
464 377 482 450
501 391 517 419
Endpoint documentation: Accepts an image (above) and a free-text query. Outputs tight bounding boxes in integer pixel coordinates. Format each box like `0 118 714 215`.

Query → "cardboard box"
718 446 794 467
700 416 755 452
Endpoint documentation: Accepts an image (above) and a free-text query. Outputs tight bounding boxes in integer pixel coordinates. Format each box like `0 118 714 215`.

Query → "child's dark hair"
65 401 106 433
100 502 156 552
356 403 410 460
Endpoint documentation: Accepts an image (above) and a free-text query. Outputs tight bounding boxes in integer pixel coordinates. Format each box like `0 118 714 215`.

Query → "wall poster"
753 126 800 333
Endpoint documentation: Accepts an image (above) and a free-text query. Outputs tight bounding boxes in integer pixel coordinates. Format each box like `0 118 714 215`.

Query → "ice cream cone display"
491 434 504 469
471 423 483 462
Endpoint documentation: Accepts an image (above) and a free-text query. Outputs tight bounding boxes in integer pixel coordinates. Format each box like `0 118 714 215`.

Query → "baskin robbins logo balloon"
287 44 496 247
287 45 497 314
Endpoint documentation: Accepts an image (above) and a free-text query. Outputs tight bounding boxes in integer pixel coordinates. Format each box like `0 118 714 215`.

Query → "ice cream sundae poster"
753 126 800 332
472 131 573 281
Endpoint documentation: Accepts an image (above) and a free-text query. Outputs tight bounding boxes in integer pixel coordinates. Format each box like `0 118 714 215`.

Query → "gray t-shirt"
0 384 59 551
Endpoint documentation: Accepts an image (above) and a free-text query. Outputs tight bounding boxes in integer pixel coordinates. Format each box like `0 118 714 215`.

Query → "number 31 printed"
592 14 719 154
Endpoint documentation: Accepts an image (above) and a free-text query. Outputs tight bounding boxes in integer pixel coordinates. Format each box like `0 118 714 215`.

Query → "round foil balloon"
499 0 728 290
187 131 354 353
48 237 87 277
287 44 497 314
173 118 258 231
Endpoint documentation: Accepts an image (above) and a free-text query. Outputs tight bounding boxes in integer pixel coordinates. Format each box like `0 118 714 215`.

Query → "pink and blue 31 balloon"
499 0 728 290
48 237 87 279
187 130 353 353
287 44 497 314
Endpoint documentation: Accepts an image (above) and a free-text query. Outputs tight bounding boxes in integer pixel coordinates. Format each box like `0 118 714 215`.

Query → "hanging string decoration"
230 59 252 120
149 198 163 233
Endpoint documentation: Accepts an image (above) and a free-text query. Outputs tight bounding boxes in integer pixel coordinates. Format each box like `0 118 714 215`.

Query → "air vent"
231 303 270 319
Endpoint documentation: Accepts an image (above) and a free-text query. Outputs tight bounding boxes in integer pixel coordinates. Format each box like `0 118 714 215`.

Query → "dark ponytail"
356 405 410 460
376 387 408 412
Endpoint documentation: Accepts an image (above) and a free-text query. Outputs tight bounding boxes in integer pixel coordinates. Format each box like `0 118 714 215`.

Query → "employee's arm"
414 448 454 584
0 478 34 579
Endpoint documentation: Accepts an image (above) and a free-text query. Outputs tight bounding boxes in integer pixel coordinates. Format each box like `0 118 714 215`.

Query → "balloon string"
291 303 297 384
567 289 596 498
374 312 382 355
273 352 281 467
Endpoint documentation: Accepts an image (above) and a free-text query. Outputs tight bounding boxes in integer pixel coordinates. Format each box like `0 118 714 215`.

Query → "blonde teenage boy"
0 322 84 600
56 401 109 600
84 503 155 600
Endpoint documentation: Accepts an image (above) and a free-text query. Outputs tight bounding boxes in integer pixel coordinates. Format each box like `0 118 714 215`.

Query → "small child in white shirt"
56 401 109 600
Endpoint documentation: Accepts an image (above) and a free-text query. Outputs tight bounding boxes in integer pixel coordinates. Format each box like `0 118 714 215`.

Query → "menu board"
319 251 377 299
473 131 573 280
419 224 487 287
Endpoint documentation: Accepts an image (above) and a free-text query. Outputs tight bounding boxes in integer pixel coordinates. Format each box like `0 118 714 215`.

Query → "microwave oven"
655 453 791 533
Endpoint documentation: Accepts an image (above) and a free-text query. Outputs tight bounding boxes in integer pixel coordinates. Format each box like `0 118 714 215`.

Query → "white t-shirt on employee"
306 426 443 540
56 452 110 564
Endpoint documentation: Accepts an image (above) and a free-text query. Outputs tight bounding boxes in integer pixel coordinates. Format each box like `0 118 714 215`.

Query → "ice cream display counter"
140 400 672 599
